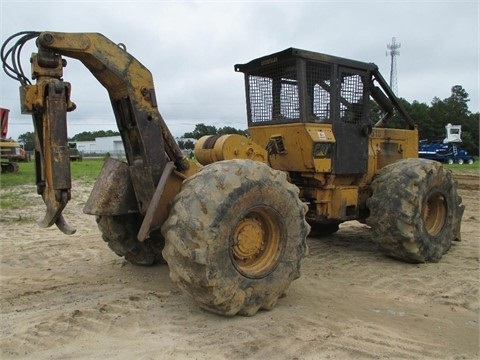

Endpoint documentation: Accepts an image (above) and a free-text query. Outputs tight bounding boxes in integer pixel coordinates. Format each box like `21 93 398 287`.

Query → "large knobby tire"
366 158 464 263
161 159 309 316
96 214 165 266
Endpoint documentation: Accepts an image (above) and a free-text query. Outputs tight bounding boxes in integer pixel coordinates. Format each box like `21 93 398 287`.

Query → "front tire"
162 160 309 316
366 158 464 263
97 214 165 266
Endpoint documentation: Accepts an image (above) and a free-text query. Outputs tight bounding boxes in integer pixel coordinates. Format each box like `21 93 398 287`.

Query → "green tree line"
16 85 479 155
400 85 477 155
17 130 121 152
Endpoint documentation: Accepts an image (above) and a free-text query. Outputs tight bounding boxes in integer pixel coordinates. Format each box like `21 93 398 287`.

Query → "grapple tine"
37 188 75 235
37 205 64 228
38 207 76 235
55 214 76 235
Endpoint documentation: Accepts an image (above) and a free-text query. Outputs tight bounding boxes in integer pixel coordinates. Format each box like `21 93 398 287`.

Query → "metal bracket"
137 161 175 242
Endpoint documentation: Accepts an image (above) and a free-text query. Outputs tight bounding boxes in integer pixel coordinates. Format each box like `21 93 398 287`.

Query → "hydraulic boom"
2 31 191 234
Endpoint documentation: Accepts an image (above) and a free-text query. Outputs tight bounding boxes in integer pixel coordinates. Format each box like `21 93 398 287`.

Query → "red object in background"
0 107 10 139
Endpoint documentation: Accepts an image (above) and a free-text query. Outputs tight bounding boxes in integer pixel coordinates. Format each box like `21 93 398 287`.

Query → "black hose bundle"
1 31 41 85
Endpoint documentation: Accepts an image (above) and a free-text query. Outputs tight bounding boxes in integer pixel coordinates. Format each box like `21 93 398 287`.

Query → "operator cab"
235 48 398 175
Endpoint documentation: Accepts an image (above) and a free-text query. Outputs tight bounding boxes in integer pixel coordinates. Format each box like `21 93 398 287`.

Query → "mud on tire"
97 214 165 266
366 158 464 263
161 159 309 316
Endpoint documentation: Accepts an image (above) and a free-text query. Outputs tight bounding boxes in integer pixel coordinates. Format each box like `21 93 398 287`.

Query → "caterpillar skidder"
1 32 464 316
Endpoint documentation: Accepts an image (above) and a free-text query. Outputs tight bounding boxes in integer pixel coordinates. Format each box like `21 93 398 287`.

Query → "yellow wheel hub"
231 209 282 278
424 191 447 236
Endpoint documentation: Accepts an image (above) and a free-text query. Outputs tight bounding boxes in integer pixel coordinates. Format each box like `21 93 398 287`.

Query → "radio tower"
387 37 401 95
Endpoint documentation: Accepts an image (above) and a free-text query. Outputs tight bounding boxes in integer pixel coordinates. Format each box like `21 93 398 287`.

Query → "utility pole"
387 37 401 95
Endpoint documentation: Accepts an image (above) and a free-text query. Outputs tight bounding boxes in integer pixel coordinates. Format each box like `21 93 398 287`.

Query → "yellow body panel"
368 127 418 176
330 187 358 219
249 123 335 173
246 123 418 223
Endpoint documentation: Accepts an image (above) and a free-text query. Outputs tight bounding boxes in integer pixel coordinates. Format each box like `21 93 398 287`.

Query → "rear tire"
1 162 19 173
162 160 309 316
97 214 165 266
366 158 464 263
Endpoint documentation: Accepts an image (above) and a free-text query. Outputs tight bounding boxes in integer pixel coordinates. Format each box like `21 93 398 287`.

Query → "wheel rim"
424 191 447 236
230 207 283 279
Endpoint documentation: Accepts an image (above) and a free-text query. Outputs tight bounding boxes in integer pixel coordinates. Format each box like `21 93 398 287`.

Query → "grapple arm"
20 46 76 234
10 31 190 234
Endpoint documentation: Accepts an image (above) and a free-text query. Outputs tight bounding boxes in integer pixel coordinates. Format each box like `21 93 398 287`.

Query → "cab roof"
234 47 378 74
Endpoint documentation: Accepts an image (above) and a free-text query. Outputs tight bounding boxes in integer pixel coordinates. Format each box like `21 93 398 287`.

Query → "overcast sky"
1 0 478 140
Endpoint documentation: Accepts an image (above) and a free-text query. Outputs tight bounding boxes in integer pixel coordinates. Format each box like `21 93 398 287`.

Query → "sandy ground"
0 170 478 360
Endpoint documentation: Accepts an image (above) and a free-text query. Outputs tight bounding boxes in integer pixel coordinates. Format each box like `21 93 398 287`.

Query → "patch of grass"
444 157 479 174
0 189 32 209
0 213 36 223
0 158 105 188
70 158 105 185
13 214 36 223
0 162 35 187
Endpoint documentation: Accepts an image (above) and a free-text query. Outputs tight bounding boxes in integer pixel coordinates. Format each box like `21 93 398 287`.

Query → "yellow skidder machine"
0 107 27 173
1 31 463 316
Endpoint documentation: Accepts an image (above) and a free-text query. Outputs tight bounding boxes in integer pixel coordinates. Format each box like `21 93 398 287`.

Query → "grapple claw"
38 206 76 235
55 214 76 235
38 188 74 235
38 201 67 229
